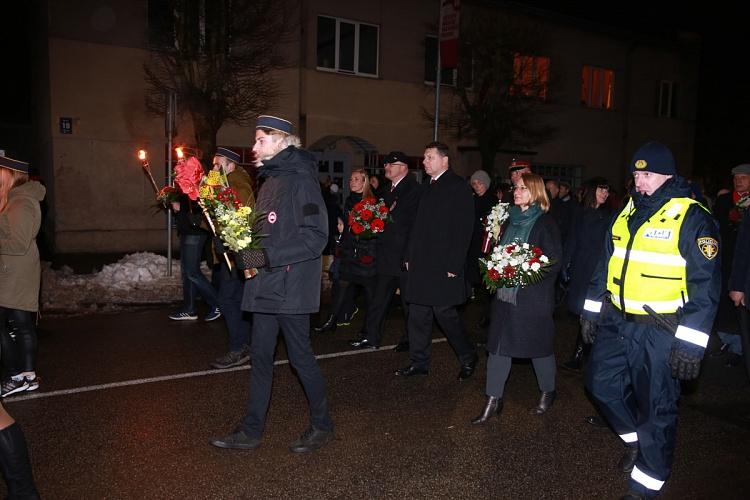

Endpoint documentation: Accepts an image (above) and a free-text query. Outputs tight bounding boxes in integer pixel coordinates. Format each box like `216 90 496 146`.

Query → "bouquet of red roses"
348 197 389 239
479 239 554 293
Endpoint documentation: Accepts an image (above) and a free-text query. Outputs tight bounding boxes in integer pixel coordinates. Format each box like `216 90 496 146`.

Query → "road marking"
5 338 448 403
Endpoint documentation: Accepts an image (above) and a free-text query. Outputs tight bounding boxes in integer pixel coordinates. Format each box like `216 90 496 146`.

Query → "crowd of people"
2 114 750 498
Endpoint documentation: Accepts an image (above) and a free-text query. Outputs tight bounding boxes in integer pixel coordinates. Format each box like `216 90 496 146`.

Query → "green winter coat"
0 181 46 312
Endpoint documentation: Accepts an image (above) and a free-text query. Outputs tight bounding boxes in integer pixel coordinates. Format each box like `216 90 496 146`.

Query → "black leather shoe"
529 390 556 415
349 338 379 350
289 427 334 453
313 314 336 333
210 429 261 450
395 365 428 377
393 341 410 352
618 445 639 473
457 360 477 382
585 415 608 428
471 396 503 424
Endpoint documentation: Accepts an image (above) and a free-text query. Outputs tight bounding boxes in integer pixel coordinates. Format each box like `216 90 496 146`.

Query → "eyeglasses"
511 185 529 191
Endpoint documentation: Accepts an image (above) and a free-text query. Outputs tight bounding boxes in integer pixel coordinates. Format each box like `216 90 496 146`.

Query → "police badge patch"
697 237 718 260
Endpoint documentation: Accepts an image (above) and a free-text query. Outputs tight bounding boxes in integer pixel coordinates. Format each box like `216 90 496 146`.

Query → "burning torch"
137 149 161 194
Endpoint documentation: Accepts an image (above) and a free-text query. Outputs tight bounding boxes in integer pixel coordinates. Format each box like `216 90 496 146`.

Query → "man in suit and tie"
396 142 478 380
350 151 421 351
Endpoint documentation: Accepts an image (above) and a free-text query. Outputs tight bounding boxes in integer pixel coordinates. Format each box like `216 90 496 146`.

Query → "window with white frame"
316 15 379 77
581 65 615 110
657 80 678 118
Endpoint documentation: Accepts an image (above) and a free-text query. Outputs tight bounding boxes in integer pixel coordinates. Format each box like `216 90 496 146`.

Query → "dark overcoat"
486 214 562 358
563 204 613 315
241 146 328 315
730 210 750 299
376 173 421 277
404 169 474 306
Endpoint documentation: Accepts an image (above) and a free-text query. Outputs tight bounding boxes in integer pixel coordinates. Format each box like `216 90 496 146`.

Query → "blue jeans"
179 233 218 313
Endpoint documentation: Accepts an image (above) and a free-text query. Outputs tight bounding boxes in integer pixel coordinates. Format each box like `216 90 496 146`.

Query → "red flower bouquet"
174 156 204 200
348 197 389 239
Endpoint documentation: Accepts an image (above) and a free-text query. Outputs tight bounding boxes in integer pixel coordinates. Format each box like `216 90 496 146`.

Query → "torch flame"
175 147 184 159
137 149 147 161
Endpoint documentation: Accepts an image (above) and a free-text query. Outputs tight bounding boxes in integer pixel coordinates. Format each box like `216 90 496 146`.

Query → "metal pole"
433 5 443 142
166 91 176 277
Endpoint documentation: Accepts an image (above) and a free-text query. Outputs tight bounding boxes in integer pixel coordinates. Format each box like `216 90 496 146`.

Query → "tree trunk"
191 111 219 171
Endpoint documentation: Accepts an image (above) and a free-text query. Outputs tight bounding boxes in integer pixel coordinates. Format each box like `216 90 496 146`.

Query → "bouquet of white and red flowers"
348 197 389 239
479 239 554 293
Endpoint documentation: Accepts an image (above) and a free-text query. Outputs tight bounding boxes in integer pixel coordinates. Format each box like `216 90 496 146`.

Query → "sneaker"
24 375 40 392
1 377 29 397
210 346 251 369
337 306 359 326
210 429 261 450
289 426 335 453
204 307 222 322
169 311 198 321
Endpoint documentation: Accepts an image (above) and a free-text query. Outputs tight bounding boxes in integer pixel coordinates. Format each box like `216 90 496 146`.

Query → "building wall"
39 0 700 252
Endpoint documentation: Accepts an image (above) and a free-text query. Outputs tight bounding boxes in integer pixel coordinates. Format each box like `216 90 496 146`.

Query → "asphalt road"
3 300 750 499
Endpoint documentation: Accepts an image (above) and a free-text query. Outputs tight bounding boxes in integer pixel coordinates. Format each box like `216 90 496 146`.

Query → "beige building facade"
35 0 699 252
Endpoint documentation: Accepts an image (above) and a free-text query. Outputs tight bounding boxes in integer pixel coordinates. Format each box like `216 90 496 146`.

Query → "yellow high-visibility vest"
607 197 701 315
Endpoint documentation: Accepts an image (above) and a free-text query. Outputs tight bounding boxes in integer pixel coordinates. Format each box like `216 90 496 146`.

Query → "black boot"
471 396 503 424
313 314 336 334
0 423 40 499
618 445 639 473
561 333 585 371
529 391 556 415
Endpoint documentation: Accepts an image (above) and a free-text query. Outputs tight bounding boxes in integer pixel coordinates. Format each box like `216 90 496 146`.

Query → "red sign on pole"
440 0 460 70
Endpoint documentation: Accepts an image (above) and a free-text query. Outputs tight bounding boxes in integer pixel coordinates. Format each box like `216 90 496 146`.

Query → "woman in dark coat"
315 169 377 333
473 173 562 424
560 178 613 370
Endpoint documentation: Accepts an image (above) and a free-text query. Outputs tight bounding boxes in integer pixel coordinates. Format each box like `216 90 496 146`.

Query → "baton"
642 304 678 335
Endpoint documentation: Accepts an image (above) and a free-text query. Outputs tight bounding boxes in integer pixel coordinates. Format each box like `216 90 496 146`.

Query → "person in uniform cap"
581 141 721 499
210 115 334 453
350 151 421 351
0 155 42 497
504 159 532 203
208 146 256 369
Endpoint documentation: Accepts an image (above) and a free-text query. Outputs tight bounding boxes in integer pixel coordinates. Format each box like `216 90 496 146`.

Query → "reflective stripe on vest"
607 198 699 315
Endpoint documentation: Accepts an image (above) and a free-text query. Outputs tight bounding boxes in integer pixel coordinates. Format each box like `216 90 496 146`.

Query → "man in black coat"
396 142 478 380
729 201 750 379
350 151 421 350
210 115 333 454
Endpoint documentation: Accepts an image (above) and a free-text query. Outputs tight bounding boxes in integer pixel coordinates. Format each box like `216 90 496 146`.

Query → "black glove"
669 342 703 380
236 249 268 270
213 236 226 256
580 316 598 344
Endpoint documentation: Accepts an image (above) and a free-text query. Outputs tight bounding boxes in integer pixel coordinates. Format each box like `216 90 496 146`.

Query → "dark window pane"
339 22 355 72
359 24 378 75
317 17 336 68
333 161 344 173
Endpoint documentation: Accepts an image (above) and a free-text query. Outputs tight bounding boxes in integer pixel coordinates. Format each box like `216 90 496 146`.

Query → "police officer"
210 115 334 453
580 142 721 499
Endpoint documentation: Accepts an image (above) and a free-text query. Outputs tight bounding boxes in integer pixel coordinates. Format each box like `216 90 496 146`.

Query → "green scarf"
496 204 543 305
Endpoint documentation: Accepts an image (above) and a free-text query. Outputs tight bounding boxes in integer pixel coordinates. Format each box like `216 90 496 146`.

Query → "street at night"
4 303 749 499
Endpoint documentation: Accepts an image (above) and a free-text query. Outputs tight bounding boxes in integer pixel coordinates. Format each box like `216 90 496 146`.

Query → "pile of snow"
41 252 205 315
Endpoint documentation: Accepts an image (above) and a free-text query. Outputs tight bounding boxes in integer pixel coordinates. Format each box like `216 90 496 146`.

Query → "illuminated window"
317 16 379 77
581 65 615 109
512 54 550 100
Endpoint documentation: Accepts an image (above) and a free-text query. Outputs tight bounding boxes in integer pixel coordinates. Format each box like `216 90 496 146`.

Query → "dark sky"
0 3 32 125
